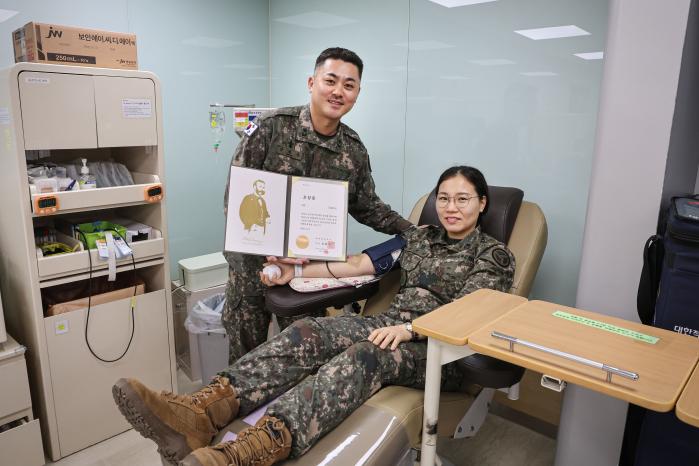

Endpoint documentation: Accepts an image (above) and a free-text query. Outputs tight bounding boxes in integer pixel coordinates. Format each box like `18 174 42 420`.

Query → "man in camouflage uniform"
113 222 515 465
223 47 411 362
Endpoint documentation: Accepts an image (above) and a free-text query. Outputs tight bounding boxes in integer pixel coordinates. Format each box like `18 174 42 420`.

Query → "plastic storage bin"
197 332 230 383
172 281 226 382
178 252 228 292
184 293 229 383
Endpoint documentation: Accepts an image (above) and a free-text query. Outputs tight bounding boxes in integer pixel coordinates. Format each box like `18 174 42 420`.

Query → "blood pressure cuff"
362 235 407 276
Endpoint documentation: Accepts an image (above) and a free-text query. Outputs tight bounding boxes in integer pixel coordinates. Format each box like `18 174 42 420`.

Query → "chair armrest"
265 282 380 318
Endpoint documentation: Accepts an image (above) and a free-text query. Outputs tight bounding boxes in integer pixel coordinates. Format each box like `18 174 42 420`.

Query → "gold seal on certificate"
224 166 348 260
295 235 310 249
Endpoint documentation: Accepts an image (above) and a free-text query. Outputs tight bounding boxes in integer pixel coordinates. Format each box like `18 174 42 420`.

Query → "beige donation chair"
214 186 547 465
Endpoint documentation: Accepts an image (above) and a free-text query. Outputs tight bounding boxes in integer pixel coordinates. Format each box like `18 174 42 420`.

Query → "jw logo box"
13 22 138 70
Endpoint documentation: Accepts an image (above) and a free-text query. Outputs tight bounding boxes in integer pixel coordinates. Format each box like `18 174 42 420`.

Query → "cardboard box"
12 22 137 70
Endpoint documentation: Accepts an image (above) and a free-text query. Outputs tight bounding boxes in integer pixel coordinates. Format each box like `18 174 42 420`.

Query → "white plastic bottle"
78 158 96 190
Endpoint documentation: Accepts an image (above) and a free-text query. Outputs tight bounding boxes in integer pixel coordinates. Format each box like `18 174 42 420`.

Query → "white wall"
555 1 692 465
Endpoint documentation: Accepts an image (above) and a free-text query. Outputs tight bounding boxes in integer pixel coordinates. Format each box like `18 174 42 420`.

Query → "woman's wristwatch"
404 322 416 340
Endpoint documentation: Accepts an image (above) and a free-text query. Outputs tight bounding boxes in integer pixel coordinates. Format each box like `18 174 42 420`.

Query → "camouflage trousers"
222 254 325 363
219 314 465 458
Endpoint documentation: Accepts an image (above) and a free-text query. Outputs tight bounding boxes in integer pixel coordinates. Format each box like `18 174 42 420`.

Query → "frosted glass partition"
404 0 608 304
0 0 270 277
271 0 608 305
270 0 410 251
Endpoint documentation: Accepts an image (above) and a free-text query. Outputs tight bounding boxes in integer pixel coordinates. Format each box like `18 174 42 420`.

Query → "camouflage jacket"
224 105 411 235
390 225 515 320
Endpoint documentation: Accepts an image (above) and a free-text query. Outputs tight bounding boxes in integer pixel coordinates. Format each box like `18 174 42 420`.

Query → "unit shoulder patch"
491 247 511 268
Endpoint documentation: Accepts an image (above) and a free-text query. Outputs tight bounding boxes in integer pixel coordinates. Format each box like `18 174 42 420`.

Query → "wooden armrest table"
467 300 699 412
414 291 699 466
412 289 528 466
677 363 699 428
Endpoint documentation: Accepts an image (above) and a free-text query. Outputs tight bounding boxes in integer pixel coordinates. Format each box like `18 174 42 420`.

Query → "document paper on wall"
224 166 348 260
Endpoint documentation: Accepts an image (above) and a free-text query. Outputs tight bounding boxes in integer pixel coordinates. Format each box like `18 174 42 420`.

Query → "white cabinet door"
44 290 172 457
94 76 158 147
18 71 97 150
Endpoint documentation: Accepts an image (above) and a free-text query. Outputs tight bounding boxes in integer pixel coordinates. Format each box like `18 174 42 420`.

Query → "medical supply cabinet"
0 63 177 461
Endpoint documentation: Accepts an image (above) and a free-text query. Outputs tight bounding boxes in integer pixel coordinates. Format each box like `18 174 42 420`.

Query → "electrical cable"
76 228 137 363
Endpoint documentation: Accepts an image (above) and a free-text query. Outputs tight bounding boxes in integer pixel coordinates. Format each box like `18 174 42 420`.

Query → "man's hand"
368 325 412 351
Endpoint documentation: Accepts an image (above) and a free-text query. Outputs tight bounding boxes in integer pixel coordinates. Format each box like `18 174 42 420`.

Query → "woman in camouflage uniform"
113 166 516 466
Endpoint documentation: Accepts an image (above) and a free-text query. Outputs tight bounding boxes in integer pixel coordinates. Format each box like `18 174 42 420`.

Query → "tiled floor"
46 429 161 466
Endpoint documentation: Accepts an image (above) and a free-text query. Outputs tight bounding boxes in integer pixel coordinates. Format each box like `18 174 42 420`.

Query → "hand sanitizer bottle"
78 158 97 190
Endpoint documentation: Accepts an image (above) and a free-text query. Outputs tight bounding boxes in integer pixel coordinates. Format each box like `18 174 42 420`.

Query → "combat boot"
179 415 292 466
112 376 239 463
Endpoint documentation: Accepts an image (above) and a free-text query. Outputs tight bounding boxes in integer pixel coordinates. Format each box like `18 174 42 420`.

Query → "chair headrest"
417 186 524 244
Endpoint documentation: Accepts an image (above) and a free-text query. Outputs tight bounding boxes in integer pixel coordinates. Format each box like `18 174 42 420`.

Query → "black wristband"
325 261 339 280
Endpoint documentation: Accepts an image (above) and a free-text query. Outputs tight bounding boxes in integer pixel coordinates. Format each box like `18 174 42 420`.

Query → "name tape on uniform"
552 311 659 344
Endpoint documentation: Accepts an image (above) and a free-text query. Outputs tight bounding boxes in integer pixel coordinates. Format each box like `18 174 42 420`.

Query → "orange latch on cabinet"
144 184 164 203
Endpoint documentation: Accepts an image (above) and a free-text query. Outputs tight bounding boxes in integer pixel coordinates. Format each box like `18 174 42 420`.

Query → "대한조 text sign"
224 166 348 260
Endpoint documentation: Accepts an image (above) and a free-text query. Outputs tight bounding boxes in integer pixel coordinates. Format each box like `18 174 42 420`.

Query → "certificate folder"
224 166 348 261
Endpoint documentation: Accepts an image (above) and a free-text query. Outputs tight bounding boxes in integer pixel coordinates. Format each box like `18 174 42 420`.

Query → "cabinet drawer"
38 236 165 280
43 289 173 457
0 419 44 466
18 71 97 150
31 173 163 216
0 347 31 422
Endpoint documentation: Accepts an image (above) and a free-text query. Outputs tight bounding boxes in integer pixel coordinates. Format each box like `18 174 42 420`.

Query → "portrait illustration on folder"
239 179 270 234
224 166 348 260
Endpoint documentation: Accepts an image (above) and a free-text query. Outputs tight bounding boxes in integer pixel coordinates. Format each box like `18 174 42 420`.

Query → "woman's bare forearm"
300 253 375 278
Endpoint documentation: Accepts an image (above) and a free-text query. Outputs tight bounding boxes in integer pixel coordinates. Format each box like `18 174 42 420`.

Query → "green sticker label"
552 311 659 344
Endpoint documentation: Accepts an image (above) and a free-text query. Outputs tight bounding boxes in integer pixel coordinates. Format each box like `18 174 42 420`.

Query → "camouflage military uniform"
219 225 515 457
223 104 412 362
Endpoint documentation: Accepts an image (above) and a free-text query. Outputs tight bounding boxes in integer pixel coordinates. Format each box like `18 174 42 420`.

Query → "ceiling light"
575 51 604 60
515 25 590 40
0 9 18 23
427 0 497 7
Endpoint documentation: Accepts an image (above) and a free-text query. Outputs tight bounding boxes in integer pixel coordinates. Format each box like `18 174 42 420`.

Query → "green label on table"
552 311 659 344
